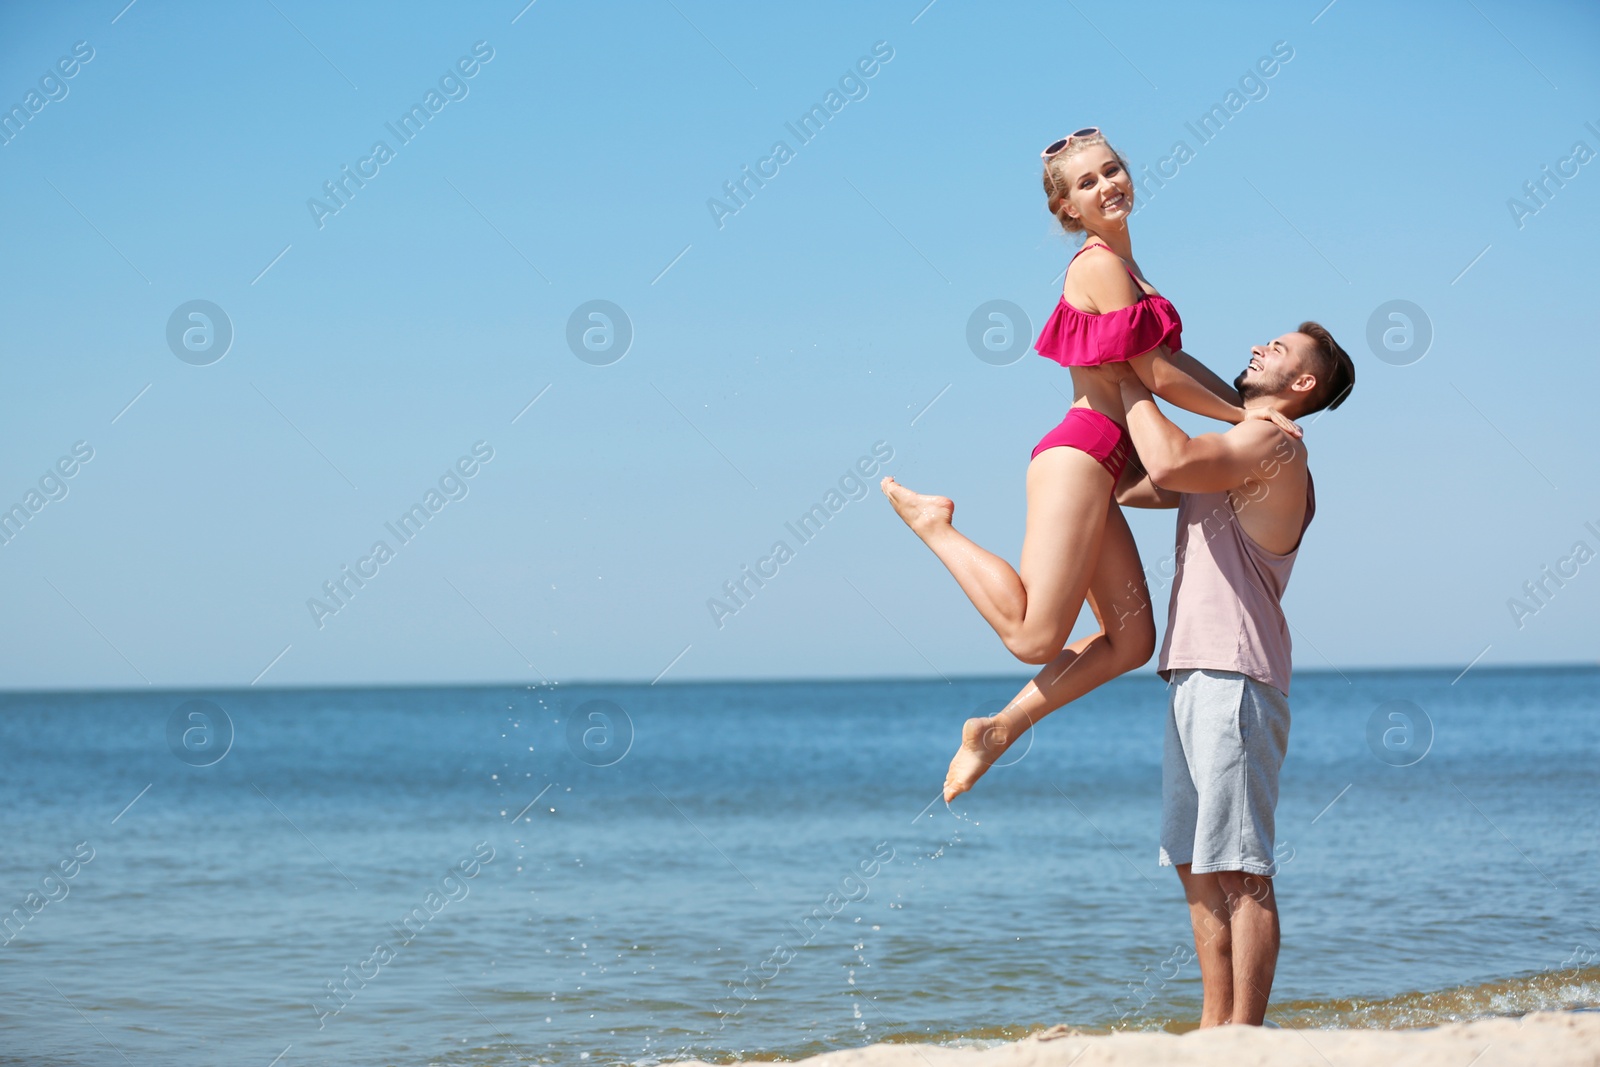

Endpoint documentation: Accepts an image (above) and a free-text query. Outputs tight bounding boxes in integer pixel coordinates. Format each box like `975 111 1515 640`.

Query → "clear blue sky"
1 0 1596 690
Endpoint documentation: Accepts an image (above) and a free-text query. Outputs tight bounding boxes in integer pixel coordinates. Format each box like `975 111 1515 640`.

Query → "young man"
1110 322 1354 1027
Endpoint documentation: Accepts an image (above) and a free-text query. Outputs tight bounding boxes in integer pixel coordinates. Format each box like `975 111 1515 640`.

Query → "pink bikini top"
1034 243 1183 367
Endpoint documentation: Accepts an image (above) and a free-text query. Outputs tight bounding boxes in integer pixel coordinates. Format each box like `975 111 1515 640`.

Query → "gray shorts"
1159 668 1290 877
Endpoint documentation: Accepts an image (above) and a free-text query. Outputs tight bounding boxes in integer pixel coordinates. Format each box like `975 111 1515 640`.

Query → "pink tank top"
1034 244 1183 367
1157 475 1315 695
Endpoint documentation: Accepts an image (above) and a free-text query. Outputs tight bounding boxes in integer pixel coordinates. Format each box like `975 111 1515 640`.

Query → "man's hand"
1119 369 1154 404
1119 373 1300 494
1098 360 1135 383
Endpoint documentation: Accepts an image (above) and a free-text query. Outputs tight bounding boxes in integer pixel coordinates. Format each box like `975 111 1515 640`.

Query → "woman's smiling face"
1061 144 1134 230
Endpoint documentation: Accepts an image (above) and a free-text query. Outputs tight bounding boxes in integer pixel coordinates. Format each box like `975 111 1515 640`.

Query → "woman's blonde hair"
1042 130 1129 234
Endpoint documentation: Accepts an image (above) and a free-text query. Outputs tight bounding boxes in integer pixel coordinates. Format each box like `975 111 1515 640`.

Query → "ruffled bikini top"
1034 242 1183 367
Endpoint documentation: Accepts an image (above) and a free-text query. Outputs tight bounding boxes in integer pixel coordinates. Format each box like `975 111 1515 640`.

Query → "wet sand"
680 1010 1600 1067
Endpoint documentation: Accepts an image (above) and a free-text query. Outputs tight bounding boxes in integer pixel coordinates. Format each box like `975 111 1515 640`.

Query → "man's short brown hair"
1296 321 1354 415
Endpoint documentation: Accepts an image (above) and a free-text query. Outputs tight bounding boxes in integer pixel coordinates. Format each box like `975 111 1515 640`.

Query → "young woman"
881 128 1298 801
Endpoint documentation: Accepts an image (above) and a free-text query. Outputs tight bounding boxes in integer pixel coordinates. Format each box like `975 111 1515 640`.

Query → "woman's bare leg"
943 503 1156 800
881 447 1113 664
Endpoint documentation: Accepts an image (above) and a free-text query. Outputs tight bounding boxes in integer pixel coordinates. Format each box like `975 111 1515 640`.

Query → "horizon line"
0 661 1595 698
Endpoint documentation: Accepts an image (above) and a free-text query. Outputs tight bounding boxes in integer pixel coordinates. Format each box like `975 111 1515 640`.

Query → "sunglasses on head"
1041 127 1101 159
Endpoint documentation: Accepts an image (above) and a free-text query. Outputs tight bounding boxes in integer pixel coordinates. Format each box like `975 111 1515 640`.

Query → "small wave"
1266 965 1600 1031
811 966 1600 1053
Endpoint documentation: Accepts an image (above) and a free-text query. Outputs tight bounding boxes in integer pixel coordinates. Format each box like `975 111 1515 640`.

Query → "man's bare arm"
1118 375 1286 493
1115 451 1180 509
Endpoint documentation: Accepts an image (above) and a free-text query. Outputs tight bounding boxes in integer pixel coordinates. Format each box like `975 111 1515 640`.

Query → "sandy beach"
680 1011 1600 1067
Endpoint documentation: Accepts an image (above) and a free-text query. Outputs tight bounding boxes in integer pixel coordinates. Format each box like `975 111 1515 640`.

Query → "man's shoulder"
1226 421 1308 467
1224 418 1292 446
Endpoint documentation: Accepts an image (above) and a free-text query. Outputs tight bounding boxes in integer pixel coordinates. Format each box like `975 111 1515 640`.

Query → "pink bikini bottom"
1031 407 1132 482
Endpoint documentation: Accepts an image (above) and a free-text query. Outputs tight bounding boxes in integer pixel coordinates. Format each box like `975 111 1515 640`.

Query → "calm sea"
2 667 1597 1066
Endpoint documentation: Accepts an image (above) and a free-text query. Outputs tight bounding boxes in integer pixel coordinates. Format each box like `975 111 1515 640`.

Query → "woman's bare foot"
880 477 954 538
944 715 1016 802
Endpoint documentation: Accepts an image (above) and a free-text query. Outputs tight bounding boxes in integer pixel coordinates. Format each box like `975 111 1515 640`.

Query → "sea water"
1 667 1596 1065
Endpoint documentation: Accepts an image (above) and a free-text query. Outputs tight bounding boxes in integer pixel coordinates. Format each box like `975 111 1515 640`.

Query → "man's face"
1234 332 1316 401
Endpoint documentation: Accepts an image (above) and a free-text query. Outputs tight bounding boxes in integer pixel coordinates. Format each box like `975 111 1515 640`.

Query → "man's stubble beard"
1234 366 1292 403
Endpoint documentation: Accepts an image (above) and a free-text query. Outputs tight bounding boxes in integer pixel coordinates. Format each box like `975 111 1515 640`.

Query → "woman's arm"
1127 348 1247 424
1068 253 1246 422
1105 358 1303 438
1164 348 1240 406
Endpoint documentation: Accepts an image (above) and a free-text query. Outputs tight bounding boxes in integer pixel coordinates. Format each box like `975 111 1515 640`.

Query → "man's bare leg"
1217 871 1279 1025
1176 865 1235 1027
943 505 1155 801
